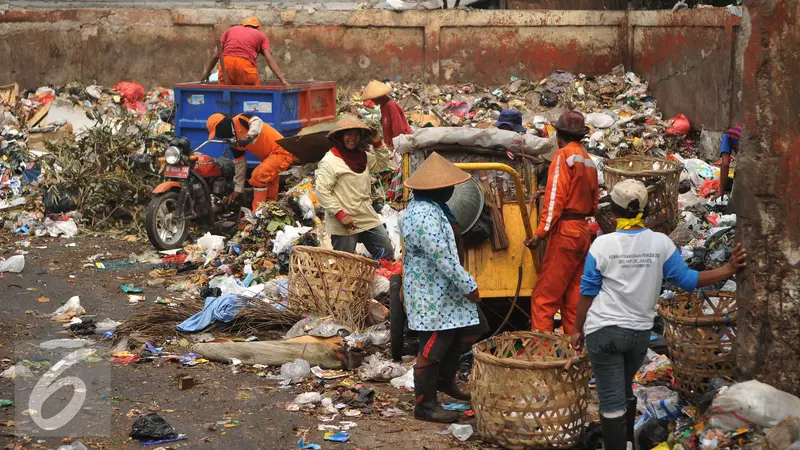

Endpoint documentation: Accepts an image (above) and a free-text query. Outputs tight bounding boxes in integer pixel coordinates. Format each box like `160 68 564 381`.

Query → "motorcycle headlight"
165 146 181 165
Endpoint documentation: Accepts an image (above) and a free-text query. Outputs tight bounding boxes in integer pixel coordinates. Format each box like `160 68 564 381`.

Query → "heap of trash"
1 81 174 236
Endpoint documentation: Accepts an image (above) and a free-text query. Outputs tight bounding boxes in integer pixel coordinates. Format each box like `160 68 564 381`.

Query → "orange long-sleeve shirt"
536 141 599 239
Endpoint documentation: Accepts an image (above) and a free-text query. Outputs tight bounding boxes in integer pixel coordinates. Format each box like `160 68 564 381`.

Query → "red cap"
554 111 590 137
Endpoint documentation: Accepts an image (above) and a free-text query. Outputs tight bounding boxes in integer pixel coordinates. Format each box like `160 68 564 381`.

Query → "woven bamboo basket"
288 246 379 330
658 290 737 402
470 332 590 449
598 156 682 234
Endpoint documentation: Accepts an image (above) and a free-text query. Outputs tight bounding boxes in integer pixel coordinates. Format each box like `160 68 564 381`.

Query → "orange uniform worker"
525 111 599 334
206 113 294 211
201 17 288 86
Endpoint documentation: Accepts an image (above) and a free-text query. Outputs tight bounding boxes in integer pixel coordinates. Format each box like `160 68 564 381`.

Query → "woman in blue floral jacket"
401 152 487 423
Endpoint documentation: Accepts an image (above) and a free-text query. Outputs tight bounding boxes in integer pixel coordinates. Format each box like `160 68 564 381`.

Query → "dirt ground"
0 233 487 450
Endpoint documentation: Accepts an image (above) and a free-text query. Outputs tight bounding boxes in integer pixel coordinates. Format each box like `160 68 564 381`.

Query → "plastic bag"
634 349 672 383
699 179 721 198
665 114 690 136
44 217 78 238
294 392 322 405
0 255 25 273
298 195 315 220
585 112 616 129
357 354 407 381
709 380 800 430
57 441 88 450
114 82 146 111
345 323 391 348
278 359 311 385
129 413 177 441
52 296 83 317
272 224 312 254
445 424 474 441
390 369 414 390
198 232 225 252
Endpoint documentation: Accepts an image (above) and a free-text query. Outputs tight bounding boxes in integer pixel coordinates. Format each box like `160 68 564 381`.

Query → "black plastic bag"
130 413 177 441
635 417 670 450
43 188 78 214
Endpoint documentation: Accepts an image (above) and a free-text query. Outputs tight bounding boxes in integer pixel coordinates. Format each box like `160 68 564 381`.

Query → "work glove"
236 137 253 148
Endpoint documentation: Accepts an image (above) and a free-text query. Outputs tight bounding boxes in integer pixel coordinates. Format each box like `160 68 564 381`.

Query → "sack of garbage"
394 127 554 156
709 380 800 430
665 113 690 136
0 255 25 273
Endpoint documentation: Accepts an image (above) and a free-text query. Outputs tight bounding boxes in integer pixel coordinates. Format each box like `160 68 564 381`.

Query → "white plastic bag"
390 369 414 390
95 318 121 334
357 354 407 381
293 391 322 405
0 255 25 273
198 232 225 252
279 358 311 385
44 217 78 238
52 296 82 317
709 380 800 430
272 224 312 254
298 195 315 220
585 112 616 129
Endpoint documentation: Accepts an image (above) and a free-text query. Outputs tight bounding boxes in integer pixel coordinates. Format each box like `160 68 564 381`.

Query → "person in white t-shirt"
572 179 747 450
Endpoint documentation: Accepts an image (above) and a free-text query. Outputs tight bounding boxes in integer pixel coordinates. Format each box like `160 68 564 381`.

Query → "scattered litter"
357 353 407 381
323 431 350 443
297 440 321 450
121 284 144 293
294 392 322 405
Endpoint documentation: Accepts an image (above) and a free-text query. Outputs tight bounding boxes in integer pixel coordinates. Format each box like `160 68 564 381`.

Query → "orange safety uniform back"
535 141 599 238
230 114 288 162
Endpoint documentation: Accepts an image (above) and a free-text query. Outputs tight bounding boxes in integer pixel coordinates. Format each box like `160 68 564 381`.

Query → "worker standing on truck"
710 125 742 202
572 179 747 450
206 113 294 211
525 111 598 334
360 80 413 202
315 117 395 260
201 17 289 86
401 152 487 424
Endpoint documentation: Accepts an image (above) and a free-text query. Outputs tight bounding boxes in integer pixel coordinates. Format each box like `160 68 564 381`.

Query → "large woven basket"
658 290 737 402
288 246 379 330
470 332 590 449
598 156 682 234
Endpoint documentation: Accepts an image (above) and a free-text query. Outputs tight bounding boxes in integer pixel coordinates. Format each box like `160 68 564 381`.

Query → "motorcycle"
145 137 239 250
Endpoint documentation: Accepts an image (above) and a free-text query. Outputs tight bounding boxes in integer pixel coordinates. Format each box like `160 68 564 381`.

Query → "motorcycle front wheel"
146 191 189 250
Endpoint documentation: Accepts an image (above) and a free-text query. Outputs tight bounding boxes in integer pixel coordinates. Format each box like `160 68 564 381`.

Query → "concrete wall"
735 0 800 395
0 8 743 129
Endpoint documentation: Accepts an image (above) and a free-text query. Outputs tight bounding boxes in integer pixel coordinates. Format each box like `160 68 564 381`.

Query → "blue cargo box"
174 83 305 168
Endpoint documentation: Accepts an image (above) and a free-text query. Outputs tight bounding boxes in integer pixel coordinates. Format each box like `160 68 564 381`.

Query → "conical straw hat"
405 152 471 190
326 116 371 140
361 80 393 101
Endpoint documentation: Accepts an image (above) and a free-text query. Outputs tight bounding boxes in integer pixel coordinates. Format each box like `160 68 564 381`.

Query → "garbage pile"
1 81 175 235
339 65 694 160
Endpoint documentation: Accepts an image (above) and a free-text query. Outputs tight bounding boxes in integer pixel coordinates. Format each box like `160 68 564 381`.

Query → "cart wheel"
389 274 405 362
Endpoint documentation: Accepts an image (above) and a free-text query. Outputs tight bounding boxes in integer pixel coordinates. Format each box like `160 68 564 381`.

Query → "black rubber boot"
626 398 637 447
438 348 470 401
600 412 629 450
414 364 460 423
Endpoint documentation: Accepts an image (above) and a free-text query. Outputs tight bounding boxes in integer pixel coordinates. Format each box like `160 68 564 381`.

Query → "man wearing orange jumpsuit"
525 111 599 334
200 17 289 86
206 113 294 211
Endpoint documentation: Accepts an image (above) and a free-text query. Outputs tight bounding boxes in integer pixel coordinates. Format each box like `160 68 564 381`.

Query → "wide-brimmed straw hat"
554 110 589 137
361 80 393 101
326 116 371 142
405 152 471 190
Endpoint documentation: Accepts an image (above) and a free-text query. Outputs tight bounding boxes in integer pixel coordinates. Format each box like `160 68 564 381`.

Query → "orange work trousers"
531 220 591 334
217 56 260 86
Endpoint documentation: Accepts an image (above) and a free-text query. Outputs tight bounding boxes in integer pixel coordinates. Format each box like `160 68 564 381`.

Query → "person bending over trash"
206 113 294 211
201 17 289 86
315 117 395 260
572 179 747 450
401 152 488 423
